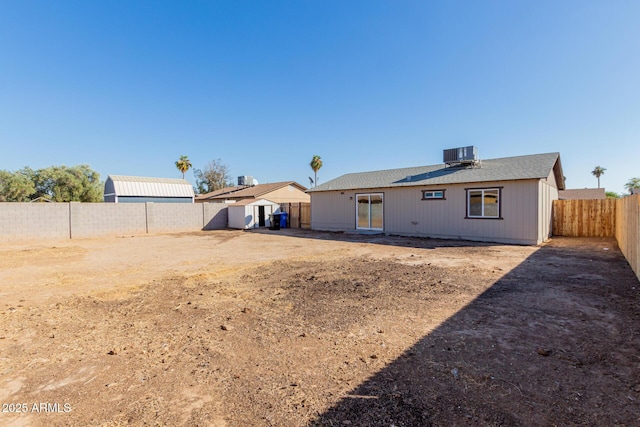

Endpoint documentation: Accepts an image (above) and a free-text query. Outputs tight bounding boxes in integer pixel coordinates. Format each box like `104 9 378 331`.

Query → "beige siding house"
308 152 564 245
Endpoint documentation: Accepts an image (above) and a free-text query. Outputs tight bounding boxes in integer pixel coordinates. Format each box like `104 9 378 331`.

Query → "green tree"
309 155 323 188
0 169 36 201
625 177 640 195
175 155 192 179
591 166 606 188
31 165 102 202
194 159 232 194
605 191 620 199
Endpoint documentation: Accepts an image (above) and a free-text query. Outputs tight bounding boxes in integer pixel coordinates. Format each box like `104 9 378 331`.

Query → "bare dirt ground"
0 229 638 426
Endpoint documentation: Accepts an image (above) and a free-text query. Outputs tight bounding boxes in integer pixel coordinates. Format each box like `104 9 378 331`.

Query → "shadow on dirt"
303 237 640 426
246 227 501 251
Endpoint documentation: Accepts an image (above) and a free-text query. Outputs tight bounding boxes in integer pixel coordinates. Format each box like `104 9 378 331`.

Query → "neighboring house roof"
105 175 194 197
558 188 606 200
229 198 279 207
196 186 245 200
28 196 52 203
197 181 308 201
308 152 565 192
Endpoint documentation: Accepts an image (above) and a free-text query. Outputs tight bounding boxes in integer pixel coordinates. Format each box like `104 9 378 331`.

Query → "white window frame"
355 193 384 230
466 187 502 219
422 189 445 200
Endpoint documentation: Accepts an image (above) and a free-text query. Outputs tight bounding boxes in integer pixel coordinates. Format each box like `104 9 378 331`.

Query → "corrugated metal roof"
308 153 564 192
107 175 194 198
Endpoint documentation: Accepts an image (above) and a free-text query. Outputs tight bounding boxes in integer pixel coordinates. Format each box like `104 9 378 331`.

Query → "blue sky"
1 1 638 194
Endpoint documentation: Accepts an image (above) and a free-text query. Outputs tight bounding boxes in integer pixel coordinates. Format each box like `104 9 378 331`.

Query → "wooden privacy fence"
279 203 311 229
552 199 616 237
553 195 640 281
615 195 640 281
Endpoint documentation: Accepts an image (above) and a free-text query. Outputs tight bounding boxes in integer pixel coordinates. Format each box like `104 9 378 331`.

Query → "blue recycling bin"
279 211 288 228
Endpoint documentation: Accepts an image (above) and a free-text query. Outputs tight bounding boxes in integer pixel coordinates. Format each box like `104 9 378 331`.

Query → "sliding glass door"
356 193 383 230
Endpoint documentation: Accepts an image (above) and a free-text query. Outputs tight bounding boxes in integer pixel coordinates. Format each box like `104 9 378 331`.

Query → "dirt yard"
0 229 638 426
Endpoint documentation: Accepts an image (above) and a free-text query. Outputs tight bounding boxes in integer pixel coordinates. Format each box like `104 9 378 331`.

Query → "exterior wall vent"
443 146 480 167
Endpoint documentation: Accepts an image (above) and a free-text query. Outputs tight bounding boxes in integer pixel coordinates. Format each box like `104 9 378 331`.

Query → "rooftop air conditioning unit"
443 146 479 166
238 176 254 186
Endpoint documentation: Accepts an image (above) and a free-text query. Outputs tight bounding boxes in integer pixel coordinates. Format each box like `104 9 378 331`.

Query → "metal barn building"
104 175 195 203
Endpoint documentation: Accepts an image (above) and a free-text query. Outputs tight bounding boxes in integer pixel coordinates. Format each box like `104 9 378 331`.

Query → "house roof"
308 152 565 192
229 198 279 207
558 188 606 200
197 181 307 201
196 186 245 200
105 175 194 198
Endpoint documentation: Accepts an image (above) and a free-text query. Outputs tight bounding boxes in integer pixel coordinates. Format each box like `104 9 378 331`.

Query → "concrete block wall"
203 203 228 230
69 203 147 238
146 203 204 233
0 202 230 242
0 203 70 241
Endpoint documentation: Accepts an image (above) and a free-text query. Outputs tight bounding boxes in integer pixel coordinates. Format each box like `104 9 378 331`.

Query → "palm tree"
591 166 606 188
175 155 192 179
309 155 323 188
625 177 640 195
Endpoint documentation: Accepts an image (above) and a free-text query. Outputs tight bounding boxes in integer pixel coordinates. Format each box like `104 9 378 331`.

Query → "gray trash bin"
270 213 281 230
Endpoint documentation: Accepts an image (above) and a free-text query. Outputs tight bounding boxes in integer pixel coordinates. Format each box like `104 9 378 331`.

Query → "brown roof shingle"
196 182 308 201
558 188 606 200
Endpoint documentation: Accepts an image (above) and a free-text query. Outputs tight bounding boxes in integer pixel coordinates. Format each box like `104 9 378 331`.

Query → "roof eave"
552 154 566 190
309 177 550 193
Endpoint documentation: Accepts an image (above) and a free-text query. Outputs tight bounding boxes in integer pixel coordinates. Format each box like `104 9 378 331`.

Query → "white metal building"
228 199 279 229
104 175 195 203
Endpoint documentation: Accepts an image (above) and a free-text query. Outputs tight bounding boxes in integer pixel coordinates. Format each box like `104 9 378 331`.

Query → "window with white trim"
466 188 501 219
356 193 384 230
422 189 445 200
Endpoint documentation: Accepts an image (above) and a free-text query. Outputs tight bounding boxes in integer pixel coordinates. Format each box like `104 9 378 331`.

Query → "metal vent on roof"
238 176 254 186
443 146 480 167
